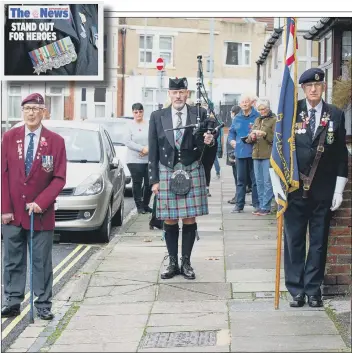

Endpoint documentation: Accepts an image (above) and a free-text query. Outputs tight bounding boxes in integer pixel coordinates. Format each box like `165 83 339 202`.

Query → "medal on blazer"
326 121 334 144
42 155 54 173
28 37 77 75
79 12 87 38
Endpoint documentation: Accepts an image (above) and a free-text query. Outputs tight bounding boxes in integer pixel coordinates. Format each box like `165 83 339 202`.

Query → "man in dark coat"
4 4 98 76
278 68 348 308
1 93 67 319
148 77 218 280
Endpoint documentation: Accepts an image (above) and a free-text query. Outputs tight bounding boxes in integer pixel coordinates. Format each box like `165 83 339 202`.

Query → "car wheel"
97 203 112 243
112 197 124 226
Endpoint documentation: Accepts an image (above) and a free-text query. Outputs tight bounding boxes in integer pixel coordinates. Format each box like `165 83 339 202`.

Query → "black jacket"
4 4 98 76
148 105 218 185
290 99 348 201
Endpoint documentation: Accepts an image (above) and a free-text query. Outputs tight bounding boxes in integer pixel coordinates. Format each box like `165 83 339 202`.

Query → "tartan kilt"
156 161 208 220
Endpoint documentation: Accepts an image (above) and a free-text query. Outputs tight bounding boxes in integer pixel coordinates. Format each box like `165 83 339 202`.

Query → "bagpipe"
165 54 224 137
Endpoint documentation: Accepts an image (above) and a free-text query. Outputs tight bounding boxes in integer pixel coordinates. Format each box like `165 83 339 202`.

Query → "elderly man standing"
148 77 217 280
272 68 348 308
228 93 260 212
1 93 67 320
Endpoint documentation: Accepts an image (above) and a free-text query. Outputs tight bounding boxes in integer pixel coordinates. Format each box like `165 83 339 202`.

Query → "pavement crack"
161 283 221 299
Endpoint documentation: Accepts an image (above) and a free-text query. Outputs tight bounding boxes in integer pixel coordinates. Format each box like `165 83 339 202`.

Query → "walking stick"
274 214 283 310
29 211 34 323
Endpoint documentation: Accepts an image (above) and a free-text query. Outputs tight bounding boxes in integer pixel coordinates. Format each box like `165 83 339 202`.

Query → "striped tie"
309 108 316 138
175 111 183 149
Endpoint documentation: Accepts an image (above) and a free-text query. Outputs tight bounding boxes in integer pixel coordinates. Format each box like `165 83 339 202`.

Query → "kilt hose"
156 161 209 220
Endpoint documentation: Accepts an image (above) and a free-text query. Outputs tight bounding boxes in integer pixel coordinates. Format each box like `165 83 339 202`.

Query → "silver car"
12 120 125 243
85 118 134 194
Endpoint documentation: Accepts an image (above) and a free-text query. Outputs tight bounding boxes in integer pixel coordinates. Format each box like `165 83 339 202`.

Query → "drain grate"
141 330 217 348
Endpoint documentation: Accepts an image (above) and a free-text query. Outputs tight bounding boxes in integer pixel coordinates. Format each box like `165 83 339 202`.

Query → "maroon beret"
21 93 44 106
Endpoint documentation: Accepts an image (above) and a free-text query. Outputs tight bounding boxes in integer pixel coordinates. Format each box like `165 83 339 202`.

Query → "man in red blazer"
1 93 67 320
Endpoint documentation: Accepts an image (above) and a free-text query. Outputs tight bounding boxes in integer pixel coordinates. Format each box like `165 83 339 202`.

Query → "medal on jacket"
301 121 306 134
28 37 77 75
79 12 87 38
90 25 98 49
326 121 334 144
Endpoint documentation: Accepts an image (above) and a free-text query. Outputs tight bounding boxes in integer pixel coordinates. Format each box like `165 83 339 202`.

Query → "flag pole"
274 17 287 310
274 213 283 309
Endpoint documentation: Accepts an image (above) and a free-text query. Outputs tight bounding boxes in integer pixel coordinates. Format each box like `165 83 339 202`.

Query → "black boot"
181 223 197 280
160 223 180 279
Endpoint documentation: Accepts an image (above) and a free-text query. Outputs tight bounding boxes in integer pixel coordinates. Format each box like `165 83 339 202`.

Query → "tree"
332 59 352 112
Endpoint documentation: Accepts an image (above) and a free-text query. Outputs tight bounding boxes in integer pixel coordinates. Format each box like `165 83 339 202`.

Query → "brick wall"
323 146 352 295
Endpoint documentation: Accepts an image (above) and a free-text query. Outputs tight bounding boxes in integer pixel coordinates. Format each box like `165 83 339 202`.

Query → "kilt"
156 161 208 220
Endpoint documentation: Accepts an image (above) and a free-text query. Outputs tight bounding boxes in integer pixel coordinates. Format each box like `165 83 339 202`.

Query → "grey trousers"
2 225 53 309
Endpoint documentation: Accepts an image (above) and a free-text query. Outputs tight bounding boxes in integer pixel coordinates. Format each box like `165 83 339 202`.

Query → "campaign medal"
91 25 98 49
28 37 78 74
79 12 87 38
42 155 54 173
301 121 306 134
63 37 78 62
327 121 334 144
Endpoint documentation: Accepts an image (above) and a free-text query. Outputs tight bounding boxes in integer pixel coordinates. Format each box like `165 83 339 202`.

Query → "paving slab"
230 334 346 352
151 301 228 314
148 312 228 328
157 283 231 301
55 328 144 345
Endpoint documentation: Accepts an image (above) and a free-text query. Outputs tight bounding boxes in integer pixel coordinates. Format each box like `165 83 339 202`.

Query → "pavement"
5 159 351 352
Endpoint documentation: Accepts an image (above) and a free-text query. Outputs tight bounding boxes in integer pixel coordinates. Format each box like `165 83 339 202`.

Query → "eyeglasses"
304 82 324 89
23 106 43 113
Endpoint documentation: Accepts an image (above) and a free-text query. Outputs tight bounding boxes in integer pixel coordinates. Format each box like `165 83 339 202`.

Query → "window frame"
138 34 174 68
224 41 252 67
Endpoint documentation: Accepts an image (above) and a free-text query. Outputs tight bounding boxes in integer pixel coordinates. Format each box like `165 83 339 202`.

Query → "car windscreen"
49 127 102 163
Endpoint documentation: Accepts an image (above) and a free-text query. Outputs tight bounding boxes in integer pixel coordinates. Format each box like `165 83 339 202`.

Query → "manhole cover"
141 330 217 348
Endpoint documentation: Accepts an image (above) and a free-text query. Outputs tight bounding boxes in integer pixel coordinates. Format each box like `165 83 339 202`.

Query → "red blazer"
1 125 67 231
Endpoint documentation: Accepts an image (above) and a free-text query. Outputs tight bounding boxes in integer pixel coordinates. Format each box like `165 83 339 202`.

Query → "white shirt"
24 125 42 160
306 99 323 134
171 105 187 142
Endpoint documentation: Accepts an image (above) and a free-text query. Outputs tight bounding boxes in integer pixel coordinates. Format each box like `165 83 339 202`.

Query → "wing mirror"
110 157 120 170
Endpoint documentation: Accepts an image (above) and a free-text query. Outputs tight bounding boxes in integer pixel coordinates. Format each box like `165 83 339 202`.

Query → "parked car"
12 120 125 243
84 118 135 194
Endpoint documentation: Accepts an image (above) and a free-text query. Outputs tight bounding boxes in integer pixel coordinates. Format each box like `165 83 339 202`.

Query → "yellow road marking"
2 244 83 324
2 246 91 339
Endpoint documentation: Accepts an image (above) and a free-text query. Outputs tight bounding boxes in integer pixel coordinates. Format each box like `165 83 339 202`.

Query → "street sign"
156 57 164 71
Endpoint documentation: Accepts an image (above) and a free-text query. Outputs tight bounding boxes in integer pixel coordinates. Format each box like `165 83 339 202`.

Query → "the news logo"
8 6 70 20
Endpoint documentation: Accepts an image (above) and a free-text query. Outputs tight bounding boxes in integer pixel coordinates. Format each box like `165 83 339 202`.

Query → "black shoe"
37 308 54 320
228 197 236 204
161 256 180 279
181 256 195 280
144 206 153 213
1 305 20 318
137 208 146 214
289 294 306 307
307 295 323 308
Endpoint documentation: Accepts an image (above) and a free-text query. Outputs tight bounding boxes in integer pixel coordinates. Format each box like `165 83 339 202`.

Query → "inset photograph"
2 2 103 80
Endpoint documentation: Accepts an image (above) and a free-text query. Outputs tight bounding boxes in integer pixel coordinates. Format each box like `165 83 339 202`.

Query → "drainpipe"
256 62 260 97
121 26 126 115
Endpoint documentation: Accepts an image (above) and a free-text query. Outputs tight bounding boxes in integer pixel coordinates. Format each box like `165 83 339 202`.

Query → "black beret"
299 68 325 85
169 77 188 90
